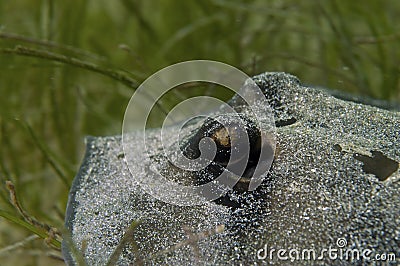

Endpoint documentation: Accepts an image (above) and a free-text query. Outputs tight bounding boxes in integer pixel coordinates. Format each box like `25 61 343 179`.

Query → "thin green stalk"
261 52 359 89
0 32 105 61
0 209 61 249
0 46 139 89
106 220 142 266
0 235 39 255
17 120 70 188
61 227 87 266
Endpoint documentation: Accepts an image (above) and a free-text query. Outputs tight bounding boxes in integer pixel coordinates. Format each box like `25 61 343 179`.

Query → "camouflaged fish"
63 72 399 265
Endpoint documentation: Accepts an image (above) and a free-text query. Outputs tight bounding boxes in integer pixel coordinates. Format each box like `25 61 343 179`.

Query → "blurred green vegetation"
0 0 399 264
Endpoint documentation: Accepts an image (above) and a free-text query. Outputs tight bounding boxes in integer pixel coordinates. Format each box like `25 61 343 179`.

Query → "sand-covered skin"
63 73 399 265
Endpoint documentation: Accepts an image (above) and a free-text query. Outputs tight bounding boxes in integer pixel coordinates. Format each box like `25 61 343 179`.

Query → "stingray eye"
211 127 230 148
181 117 233 164
181 114 272 192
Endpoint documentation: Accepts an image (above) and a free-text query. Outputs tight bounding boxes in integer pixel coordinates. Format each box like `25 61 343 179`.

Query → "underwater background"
0 1 399 265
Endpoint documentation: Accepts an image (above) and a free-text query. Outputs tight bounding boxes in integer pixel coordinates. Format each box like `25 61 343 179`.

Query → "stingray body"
63 73 400 265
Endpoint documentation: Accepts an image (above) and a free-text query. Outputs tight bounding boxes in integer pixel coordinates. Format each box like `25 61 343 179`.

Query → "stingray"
63 72 399 265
